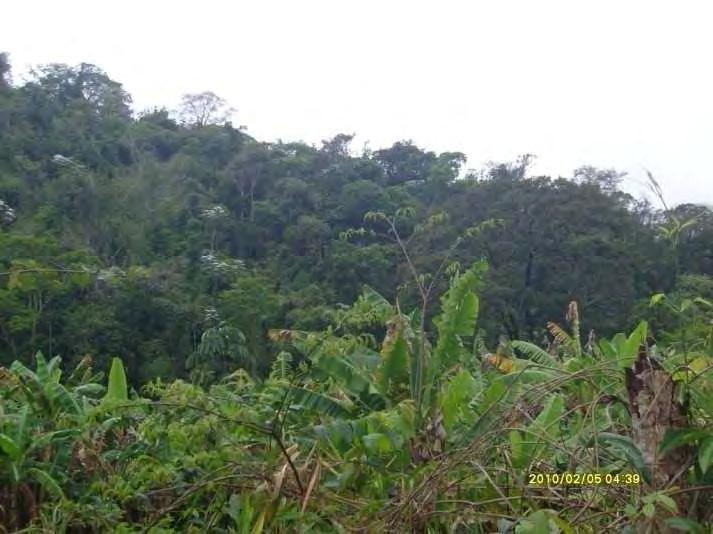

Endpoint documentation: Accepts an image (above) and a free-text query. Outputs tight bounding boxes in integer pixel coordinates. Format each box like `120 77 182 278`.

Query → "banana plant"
0 352 107 529
266 260 489 465
7 352 105 419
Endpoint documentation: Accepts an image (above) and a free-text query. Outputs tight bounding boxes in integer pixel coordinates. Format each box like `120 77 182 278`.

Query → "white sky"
4 0 713 206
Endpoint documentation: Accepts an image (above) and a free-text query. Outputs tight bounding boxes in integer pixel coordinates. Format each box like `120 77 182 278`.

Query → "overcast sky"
5 0 712 206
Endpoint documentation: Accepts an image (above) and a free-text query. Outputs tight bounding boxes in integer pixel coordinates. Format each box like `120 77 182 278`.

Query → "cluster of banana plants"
259 270 713 531
1 260 712 531
0 353 130 530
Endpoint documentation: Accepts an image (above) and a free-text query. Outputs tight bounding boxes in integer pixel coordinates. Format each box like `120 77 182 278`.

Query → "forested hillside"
1 56 711 382
1 55 713 532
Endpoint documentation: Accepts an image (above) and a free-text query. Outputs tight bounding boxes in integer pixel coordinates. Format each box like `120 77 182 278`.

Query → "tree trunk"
625 345 691 531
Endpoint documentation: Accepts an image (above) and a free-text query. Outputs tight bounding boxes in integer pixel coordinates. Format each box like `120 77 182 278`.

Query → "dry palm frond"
485 352 515 374
547 321 579 357
268 329 294 343
565 301 583 356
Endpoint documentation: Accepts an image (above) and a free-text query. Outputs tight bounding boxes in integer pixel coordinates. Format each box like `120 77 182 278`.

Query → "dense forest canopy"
1 56 711 383
1 54 713 532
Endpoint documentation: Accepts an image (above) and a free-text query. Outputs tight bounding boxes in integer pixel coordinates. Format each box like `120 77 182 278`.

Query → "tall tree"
178 91 234 127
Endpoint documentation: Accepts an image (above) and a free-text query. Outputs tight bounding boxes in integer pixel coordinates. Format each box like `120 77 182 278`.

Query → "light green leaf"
698 437 713 473
693 297 712 308
521 394 564 466
316 354 371 394
510 430 525 469
597 432 650 482
28 467 65 499
518 509 551 533
655 493 678 513
621 321 647 368
596 339 617 360
433 262 486 359
360 285 394 322
74 383 106 396
650 293 665 306
379 330 409 392
47 381 81 415
105 357 128 402
288 387 352 418
35 351 49 384
664 518 706 533
439 369 478 430
510 340 560 368
659 428 707 456
362 433 392 454
0 433 21 461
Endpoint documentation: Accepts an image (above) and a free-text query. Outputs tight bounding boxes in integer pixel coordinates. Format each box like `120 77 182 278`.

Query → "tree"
0 52 11 89
410 170 663 340
178 91 235 127
218 273 281 375
373 141 437 185
0 55 711 396
486 153 534 181
284 215 330 257
25 62 132 118
320 133 355 159
338 179 391 226
221 142 273 222
573 165 626 193
675 204 713 276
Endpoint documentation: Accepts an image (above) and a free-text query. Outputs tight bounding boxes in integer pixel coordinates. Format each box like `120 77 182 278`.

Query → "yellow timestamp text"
527 472 641 486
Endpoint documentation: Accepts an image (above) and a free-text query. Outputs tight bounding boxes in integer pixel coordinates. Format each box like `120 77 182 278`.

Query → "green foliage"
597 432 650 481
0 53 713 531
510 340 560 367
439 368 479 430
510 394 565 469
1 54 710 385
0 276 711 531
378 325 409 394
104 357 128 402
422 260 486 411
